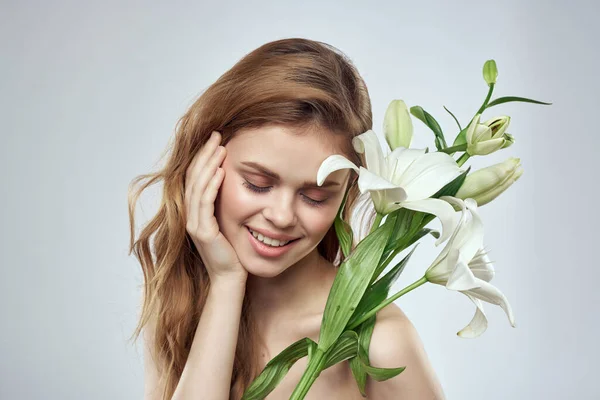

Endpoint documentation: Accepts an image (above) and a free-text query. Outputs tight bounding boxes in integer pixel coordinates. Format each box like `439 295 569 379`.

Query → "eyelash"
242 181 327 207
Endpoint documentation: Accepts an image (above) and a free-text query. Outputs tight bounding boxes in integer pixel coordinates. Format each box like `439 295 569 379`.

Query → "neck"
246 250 335 329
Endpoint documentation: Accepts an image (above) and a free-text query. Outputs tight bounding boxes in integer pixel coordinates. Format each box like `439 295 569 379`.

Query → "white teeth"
248 228 291 246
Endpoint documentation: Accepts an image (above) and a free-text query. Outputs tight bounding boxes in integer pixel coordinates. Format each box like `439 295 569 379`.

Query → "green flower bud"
483 60 498 86
455 157 523 206
383 99 413 150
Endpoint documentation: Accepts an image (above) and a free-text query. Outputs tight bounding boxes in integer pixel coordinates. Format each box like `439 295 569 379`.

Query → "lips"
246 226 300 245
246 226 300 258
246 226 301 243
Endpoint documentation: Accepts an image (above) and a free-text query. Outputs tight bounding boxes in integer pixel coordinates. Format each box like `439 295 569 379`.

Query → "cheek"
306 209 337 236
215 169 259 222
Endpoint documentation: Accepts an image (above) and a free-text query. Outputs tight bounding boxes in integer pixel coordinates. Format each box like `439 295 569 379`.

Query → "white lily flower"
425 196 516 338
316 129 463 246
466 114 513 156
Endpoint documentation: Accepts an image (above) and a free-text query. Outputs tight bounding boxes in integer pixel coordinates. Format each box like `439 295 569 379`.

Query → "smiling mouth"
245 226 301 246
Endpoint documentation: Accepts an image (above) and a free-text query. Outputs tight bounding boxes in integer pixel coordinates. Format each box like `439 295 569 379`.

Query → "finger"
188 131 222 178
185 131 221 216
197 166 225 239
185 131 221 206
188 145 226 234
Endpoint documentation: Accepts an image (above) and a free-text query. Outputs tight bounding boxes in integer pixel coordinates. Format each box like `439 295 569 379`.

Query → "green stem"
438 143 467 154
347 276 428 331
289 348 328 400
370 213 383 235
477 83 495 114
456 152 471 167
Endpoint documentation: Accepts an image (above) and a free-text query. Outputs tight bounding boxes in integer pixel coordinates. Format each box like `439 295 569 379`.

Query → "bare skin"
253 257 406 400
255 259 366 400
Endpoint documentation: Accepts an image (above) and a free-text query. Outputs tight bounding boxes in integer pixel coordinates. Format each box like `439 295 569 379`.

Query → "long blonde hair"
127 38 377 400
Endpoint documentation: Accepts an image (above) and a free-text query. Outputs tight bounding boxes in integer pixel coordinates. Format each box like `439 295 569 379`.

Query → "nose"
262 191 298 228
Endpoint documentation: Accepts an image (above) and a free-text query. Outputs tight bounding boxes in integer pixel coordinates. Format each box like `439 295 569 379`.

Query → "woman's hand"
184 131 248 284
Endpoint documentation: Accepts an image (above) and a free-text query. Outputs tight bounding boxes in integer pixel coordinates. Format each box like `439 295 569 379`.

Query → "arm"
143 276 248 400
172 276 247 400
142 310 164 400
365 304 445 400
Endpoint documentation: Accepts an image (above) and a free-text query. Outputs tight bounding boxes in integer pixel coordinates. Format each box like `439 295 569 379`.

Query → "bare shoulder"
364 303 446 400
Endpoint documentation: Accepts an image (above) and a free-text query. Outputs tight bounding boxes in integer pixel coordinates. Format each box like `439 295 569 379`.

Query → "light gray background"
1 0 597 399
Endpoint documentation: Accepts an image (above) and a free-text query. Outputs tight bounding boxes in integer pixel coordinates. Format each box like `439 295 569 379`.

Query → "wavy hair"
127 38 377 400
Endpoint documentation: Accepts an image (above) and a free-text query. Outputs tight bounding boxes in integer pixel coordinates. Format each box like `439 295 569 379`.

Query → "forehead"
225 124 350 183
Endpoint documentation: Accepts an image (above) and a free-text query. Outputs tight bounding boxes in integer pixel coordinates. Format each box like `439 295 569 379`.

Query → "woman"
128 38 445 400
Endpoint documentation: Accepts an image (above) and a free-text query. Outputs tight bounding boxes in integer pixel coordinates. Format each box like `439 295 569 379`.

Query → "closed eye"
242 180 327 207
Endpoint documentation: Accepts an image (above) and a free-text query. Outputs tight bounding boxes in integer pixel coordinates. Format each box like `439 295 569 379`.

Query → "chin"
239 255 288 278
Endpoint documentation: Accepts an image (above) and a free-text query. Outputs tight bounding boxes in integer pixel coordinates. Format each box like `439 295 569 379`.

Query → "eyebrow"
240 161 341 188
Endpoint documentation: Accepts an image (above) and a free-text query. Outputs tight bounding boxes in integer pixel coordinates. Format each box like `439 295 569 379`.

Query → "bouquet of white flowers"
241 60 551 400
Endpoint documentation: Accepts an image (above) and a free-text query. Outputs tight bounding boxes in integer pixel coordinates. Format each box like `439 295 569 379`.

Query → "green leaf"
318 220 394 352
242 337 316 400
410 106 448 150
347 245 418 328
432 167 470 199
323 330 359 369
349 315 376 396
376 227 437 283
381 210 423 260
334 188 353 259
357 340 405 381
485 96 552 108
443 105 462 131
451 125 469 153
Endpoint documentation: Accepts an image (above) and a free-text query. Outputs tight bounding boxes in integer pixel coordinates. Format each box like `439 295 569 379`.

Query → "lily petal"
400 198 457 246
396 153 463 201
317 154 360 186
467 280 516 328
426 247 458 284
466 114 482 145
355 166 407 213
356 166 403 194
472 125 493 143
437 197 484 262
371 191 407 214
469 138 505 156
457 293 489 338
468 248 495 282
387 147 427 180
446 254 481 291
352 130 387 176
425 212 469 279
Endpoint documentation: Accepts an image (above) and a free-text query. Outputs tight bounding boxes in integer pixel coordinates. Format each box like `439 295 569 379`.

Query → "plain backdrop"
1 0 598 399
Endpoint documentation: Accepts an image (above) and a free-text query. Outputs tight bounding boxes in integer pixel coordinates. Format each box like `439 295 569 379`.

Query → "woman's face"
214 124 352 278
